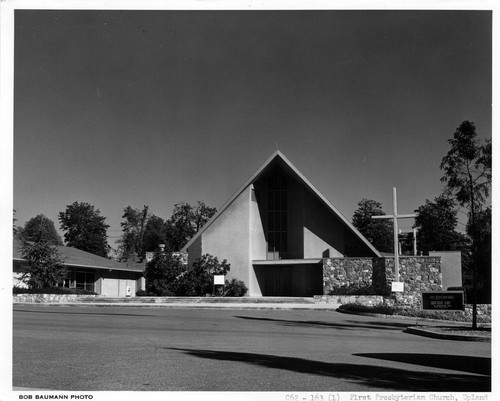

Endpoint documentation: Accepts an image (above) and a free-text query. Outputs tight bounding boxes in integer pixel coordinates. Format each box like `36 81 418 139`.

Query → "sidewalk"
14 297 340 311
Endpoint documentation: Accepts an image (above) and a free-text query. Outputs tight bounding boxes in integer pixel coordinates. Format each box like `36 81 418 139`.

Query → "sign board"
213 275 225 285
391 282 404 292
421 291 464 311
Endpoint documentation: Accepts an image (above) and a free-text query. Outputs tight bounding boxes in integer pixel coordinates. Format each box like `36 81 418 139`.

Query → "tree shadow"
354 353 491 376
166 348 490 391
13 308 157 318
345 320 416 329
234 315 408 331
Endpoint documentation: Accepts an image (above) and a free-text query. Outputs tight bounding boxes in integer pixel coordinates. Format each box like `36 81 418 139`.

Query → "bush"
224 278 248 297
338 302 395 315
143 250 187 296
142 252 243 297
177 254 231 296
13 286 97 295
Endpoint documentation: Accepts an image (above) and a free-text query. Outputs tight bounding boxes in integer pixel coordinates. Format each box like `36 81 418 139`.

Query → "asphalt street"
13 305 491 392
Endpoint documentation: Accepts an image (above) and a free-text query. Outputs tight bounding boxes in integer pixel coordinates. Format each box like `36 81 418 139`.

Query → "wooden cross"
372 188 416 283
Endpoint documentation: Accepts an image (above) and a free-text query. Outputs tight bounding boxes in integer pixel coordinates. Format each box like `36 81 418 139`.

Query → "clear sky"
12 9 492 250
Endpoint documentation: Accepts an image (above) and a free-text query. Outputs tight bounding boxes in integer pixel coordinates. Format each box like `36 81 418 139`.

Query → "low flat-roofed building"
13 239 145 297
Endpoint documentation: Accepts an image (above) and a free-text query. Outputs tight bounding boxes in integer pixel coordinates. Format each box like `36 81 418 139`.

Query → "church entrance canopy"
253 259 323 297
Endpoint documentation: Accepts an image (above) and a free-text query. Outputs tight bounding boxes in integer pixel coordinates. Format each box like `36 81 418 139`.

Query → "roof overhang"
253 259 323 266
13 257 144 273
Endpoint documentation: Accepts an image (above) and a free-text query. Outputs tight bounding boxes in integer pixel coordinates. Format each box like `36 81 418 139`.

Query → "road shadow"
167 348 490 391
354 353 491 376
234 315 407 331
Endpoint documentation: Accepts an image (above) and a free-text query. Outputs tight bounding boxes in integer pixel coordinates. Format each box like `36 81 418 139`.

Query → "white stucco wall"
136 277 146 293
200 186 252 289
249 185 266 296
187 235 203 268
429 251 462 289
303 227 344 259
101 277 119 296
99 271 144 297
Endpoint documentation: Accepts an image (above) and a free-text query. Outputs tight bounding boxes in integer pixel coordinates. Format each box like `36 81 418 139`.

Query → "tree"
165 202 195 251
440 120 492 328
142 215 168 253
165 201 217 251
143 250 186 296
413 195 469 255
13 209 19 236
13 209 24 240
19 214 63 245
467 207 491 303
440 121 491 209
19 240 68 289
116 205 149 261
58 202 110 257
117 201 216 259
352 199 393 253
192 201 217 232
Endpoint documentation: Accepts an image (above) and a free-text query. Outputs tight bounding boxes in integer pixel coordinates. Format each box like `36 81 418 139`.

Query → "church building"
182 151 382 297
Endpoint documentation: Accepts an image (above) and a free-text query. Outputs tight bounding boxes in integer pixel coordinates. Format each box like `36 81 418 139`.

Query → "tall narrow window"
267 171 288 256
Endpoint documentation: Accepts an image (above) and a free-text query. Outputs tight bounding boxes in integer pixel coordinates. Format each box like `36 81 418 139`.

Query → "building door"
254 263 323 297
264 266 292 296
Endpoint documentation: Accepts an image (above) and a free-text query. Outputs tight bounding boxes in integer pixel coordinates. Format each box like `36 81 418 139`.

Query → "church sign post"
372 188 416 290
213 275 225 296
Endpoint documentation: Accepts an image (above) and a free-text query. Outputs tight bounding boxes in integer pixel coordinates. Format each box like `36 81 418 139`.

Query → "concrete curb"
405 326 491 342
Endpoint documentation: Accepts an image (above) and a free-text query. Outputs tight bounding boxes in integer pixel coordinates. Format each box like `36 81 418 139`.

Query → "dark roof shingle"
13 240 145 273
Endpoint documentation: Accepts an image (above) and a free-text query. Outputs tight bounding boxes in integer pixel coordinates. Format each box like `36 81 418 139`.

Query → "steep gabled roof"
182 150 382 257
13 239 145 272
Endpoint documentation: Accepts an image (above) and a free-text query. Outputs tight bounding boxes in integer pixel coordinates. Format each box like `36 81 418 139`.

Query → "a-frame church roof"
182 150 382 257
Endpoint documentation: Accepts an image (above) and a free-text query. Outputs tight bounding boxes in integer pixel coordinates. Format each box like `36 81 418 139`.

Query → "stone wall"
384 256 442 306
13 294 97 303
314 295 385 305
323 257 376 295
464 303 491 317
323 256 443 306
314 295 491 321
